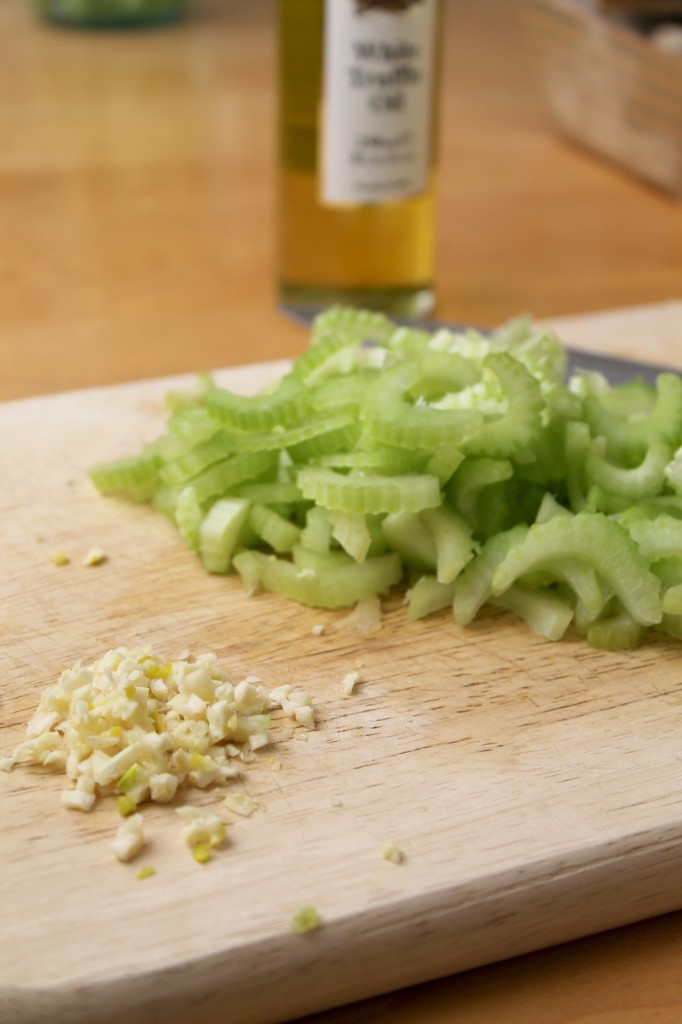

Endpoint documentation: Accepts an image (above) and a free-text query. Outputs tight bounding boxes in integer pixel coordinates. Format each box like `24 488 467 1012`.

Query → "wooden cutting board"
2 302 682 1024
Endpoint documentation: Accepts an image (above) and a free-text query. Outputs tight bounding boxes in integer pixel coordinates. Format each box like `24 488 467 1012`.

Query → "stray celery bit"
136 865 156 881
381 841 404 865
50 551 70 567
192 843 214 864
291 906 322 935
117 794 137 817
89 307 682 649
83 547 106 567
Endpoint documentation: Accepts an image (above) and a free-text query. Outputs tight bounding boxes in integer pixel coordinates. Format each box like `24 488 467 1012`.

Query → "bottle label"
321 0 438 206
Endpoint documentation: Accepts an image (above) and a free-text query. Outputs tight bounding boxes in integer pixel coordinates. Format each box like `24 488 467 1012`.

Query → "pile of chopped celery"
89 307 682 650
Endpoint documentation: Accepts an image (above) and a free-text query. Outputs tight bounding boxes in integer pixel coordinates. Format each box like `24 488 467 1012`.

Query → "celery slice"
584 372 682 460
382 511 437 572
447 458 513 525
300 506 333 554
492 513 662 626
248 504 300 554
315 448 427 476
494 584 574 641
192 451 278 503
587 605 645 651
662 584 682 615
461 353 544 458
175 486 204 551
233 549 402 608
199 498 251 574
312 306 395 346
453 525 529 626
330 511 372 563
164 371 215 411
421 506 477 584
585 438 670 500
425 445 465 486
407 576 455 620
89 451 160 496
564 420 591 513
627 515 682 564
235 482 304 505
297 467 442 515
206 376 312 432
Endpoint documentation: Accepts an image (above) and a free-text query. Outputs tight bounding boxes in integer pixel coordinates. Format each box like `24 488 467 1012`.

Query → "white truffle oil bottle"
278 0 442 317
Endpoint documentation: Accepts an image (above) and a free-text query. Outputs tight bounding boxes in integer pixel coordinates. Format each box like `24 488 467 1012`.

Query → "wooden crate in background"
523 0 682 199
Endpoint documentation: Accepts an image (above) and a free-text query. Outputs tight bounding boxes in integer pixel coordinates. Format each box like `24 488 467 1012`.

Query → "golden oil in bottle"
277 0 442 317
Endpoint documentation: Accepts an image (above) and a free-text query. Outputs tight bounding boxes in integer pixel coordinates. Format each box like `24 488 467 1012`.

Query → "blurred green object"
34 0 186 27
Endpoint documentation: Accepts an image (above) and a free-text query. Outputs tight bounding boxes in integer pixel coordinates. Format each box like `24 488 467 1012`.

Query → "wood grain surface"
3 0 682 1021
2 304 682 1024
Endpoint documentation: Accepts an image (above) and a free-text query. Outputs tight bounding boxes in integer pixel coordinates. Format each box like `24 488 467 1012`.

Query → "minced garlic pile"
3 647 316 864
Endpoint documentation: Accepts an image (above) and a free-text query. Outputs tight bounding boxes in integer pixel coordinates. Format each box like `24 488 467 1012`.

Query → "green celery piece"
89 450 161 497
308 370 382 417
494 584 574 641
315 447 427 476
362 358 483 451
584 372 682 460
662 584 682 615
311 306 395 346
585 437 670 500
235 482 304 505
492 512 662 627
564 420 591 513
292 545 355 572
206 376 312 432
167 405 220 443
627 515 682 563
447 458 513 525
614 496 682 526
287 418 361 462
460 352 544 459
407 576 455 620
424 445 465 486
330 511 372 563
516 557 604 620
492 314 534 349
248 504 300 554
387 325 432 357
534 492 572 524
152 483 181 521
175 485 204 551
300 506 333 554
232 549 402 608
587 605 645 651
199 498 251 574
382 510 437 572
664 448 682 495
452 525 529 626
421 506 477 585
191 451 278 503
160 431 240 486
164 371 215 411
297 466 442 515
290 330 362 385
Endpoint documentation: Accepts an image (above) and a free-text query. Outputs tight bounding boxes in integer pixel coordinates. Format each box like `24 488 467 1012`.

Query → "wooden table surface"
1 1 682 1021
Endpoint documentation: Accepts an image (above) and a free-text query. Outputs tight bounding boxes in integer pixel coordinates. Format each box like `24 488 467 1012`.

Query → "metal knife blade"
279 304 677 386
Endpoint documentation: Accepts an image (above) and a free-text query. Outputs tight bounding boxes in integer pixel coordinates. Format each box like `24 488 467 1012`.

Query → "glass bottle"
277 0 442 318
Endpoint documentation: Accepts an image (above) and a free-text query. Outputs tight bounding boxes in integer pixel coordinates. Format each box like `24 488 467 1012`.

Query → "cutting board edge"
4 819 682 1024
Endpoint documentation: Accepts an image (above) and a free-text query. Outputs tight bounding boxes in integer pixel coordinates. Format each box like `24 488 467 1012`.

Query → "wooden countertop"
1 1 681 1022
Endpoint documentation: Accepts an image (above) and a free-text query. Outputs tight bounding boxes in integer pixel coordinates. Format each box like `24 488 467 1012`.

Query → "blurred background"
0 0 680 398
